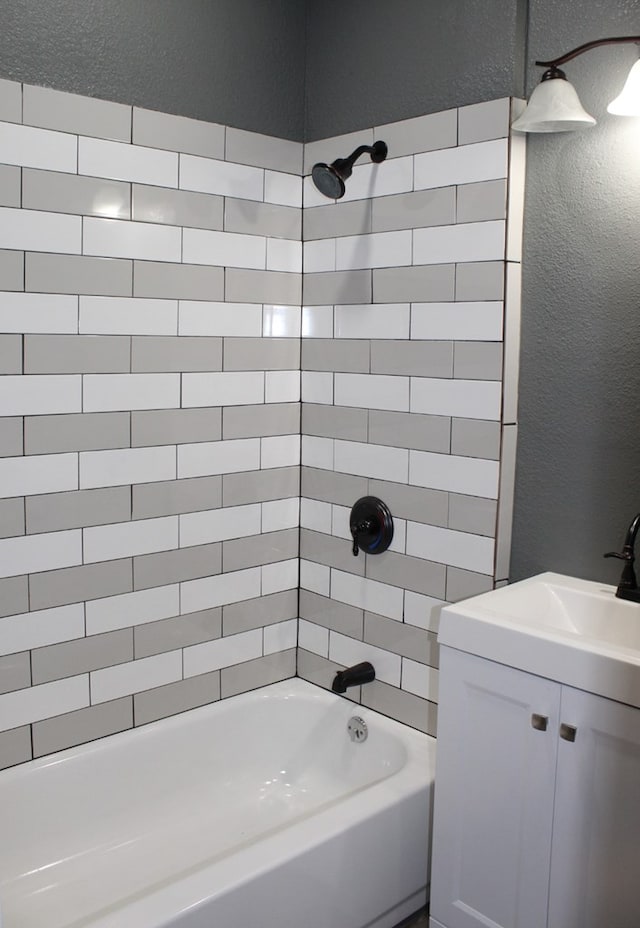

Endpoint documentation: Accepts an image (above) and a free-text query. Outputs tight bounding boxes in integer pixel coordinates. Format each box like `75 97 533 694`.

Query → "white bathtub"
0 678 436 928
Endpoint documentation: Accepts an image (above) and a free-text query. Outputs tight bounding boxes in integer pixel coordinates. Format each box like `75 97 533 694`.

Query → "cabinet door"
430 648 561 928
548 687 640 928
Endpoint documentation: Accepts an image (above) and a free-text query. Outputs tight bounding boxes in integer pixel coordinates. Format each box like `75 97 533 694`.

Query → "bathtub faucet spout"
332 661 375 693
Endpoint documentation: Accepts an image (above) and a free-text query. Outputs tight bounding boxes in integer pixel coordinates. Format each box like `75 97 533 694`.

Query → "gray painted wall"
0 0 306 140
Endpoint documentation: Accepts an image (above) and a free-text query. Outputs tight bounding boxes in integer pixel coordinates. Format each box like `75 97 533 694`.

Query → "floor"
394 909 429 927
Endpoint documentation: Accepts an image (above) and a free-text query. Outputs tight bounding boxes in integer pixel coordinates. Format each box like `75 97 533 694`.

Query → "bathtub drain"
347 716 368 743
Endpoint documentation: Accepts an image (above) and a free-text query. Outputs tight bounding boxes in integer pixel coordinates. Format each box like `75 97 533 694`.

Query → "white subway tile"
302 305 333 339
180 503 261 547
414 139 508 190
263 305 301 338
182 371 264 408
0 208 81 254
83 217 181 262
403 590 445 633
0 675 89 732
0 604 85 657
0 375 81 416
331 568 404 622
406 521 495 574
79 137 178 186
83 373 181 412
413 220 505 265
334 440 408 483
262 497 300 533
402 659 439 702
86 585 180 635
335 303 410 339
0 530 82 579
91 651 182 704
264 170 302 207
410 301 503 341
300 497 333 534
299 561 330 598
265 370 300 403
0 293 78 335
80 297 178 336
336 230 412 271
181 566 262 614
301 371 333 404
183 628 262 677
0 452 77 499
264 618 297 654
335 373 409 412
83 516 178 563
262 558 298 594
303 238 336 273
0 122 78 172
178 438 261 478
410 377 501 420
409 449 500 498
301 435 334 470
182 228 266 270
179 301 263 337
266 238 302 273
261 434 300 468
180 155 264 201
342 155 413 202
298 618 329 656
329 631 401 686
80 446 176 489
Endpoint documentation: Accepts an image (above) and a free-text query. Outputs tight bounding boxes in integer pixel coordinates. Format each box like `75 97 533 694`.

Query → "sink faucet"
604 512 640 603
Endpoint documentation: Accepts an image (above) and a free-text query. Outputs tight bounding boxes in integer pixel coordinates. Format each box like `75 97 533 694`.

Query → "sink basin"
439 573 640 708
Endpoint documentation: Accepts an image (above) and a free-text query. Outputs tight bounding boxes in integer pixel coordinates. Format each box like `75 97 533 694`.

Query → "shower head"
311 140 388 199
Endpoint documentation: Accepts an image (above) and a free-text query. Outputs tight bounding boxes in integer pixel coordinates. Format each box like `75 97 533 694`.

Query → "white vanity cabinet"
429 646 640 928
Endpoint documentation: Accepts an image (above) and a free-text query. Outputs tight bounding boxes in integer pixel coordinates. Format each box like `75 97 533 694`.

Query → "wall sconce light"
513 35 640 133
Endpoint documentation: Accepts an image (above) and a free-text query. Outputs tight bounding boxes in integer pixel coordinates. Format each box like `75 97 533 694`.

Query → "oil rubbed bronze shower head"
311 140 388 199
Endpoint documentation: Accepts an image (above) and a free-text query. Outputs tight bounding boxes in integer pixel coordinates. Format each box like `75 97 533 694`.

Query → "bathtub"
0 678 436 928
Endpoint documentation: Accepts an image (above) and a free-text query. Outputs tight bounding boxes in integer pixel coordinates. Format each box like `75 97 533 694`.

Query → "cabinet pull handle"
531 713 548 731
560 723 577 742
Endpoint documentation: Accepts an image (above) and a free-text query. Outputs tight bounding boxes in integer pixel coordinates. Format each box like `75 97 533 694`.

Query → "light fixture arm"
535 35 640 70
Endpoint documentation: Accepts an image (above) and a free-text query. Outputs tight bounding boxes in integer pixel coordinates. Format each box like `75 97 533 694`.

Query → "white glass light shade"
512 77 596 132
607 59 640 115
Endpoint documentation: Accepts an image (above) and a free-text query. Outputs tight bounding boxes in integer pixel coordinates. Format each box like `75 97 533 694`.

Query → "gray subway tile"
24 334 130 374
301 466 367 507
225 198 301 240
26 252 132 297
226 127 302 174
376 109 457 158
360 679 437 736
132 407 221 448
26 487 131 535
457 179 507 224
32 629 133 685
449 493 497 537
134 260 224 300
225 268 301 305
451 418 501 460
0 250 24 291
132 475 222 520
445 566 493 602
222 466 299 507
0 498 26 539
134 542 222 591
299 590 363 639
369 410 450 453
0 652 31 695
132 184 223 230
0 417 23 457
131 335 222 372
364 612 437 664
221 649 296 699
303 199 371 241
223 403 299 440
455 261 504 301
300 529 364 576
371 340 453 377
25 412 130 454
0 576 28 617
0 78 22 123
302 403 368 442
224 337 299 371
30 558 133 611
303 270 371 306
0 165 21 207
297 648 359 699
223 528 298 573
0 334 22 374
23 84 131 140
0 727 33 770
135 607 221 659
23 169 130 219
454 342 503 380
366 550 446 598
373 264 455 303
372 187 456 234
302 338 369 373
133 107 224 158
458 98 511 145
32 698 133 758
223 589 297 636
134 671 220 726
368 479 449 527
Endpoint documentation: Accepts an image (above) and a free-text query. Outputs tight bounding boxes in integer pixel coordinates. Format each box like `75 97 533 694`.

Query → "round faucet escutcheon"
349 496 394 557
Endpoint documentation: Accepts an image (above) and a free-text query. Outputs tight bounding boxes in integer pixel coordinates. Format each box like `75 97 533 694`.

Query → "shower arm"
331 143 387 180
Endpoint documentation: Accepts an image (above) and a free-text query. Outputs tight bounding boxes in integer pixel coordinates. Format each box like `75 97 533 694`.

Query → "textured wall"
0 0 306 140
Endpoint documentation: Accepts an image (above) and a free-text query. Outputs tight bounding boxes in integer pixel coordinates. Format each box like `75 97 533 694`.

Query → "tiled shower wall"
0 79 303 769
298 98 524 735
